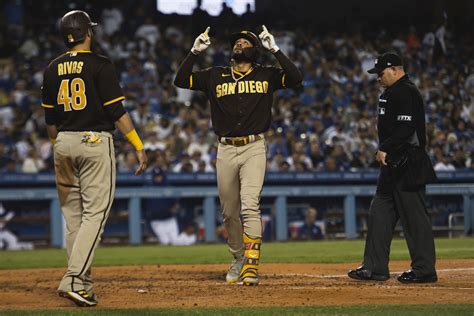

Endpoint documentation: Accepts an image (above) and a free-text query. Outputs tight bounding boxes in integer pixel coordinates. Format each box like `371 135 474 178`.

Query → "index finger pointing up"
262 25 268 32
204 26 210 35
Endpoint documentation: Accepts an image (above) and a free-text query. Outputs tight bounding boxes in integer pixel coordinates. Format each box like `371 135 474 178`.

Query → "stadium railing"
1 171 473 247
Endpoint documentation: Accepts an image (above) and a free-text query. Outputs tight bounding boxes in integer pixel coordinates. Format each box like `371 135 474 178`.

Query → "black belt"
219 134 263 147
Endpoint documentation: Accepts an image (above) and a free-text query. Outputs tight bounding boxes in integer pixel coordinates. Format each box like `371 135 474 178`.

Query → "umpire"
348 52 438 283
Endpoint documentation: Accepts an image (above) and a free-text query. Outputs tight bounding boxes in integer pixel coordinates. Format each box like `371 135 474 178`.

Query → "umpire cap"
229 30 261 48
367 52 403 74
60 10 98 48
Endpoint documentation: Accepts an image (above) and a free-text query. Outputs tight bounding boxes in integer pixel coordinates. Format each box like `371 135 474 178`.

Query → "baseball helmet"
229 30 261 48
60 10 98 48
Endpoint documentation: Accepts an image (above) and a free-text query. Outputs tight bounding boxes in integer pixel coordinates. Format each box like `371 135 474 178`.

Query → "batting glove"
259 25 279 53
191 26 211 55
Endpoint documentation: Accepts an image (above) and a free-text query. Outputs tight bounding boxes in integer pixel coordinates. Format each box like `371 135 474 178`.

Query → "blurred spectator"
0 203 34 250
291 207 325 240
143 164 190 245
172 153 196 172
21 148 45 173
118 150 139 173
172 221 198 246
135 17 160 47
0 3 471 175
101 5 124 36
434 153 456 171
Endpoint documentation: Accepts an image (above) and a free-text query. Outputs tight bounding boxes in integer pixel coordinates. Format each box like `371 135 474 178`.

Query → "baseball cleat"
239 234 262 286
226 255 245 283
242 272 260 286
58 290 98 307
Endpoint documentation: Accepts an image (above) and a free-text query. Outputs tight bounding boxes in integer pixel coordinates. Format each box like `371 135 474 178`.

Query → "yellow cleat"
240 233 261 286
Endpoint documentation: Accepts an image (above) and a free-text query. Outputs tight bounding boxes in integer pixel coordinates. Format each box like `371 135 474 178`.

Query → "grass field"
2 305 474 316
0 237 473 269
1 238 473 315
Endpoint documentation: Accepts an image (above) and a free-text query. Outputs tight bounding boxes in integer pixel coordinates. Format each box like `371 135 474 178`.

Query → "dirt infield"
1 259 473 310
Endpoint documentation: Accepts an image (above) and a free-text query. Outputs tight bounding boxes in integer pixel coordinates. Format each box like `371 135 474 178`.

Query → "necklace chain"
231 66 252 83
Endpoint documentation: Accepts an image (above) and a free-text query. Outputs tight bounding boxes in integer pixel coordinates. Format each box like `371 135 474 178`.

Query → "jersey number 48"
57 78 87 111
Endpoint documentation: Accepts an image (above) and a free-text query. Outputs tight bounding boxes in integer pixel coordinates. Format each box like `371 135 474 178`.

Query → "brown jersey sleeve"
174 52 211 92
41 66 58 125
190 67 212 92
97 59 126 121
268 67 286 91
97 60 125 105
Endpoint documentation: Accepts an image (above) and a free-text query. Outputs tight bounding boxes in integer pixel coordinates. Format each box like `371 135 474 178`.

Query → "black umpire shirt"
41 50 126 131
174 51 302 137
376 75 428 193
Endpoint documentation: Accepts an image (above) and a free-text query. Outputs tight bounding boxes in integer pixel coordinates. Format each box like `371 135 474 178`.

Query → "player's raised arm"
174 27 211 89
258 25 302 88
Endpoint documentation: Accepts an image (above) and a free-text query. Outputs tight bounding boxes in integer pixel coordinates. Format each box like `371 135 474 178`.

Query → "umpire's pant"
362 182 436 276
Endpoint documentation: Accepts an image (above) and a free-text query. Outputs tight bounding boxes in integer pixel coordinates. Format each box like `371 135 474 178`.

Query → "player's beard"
232 47 259 63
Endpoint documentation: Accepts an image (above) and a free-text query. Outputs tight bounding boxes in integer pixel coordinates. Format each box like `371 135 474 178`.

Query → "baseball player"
174 26 302 285
41 11 147 306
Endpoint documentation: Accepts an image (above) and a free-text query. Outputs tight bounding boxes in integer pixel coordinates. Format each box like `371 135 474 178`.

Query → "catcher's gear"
258 25 279 53
191 27 211 55
240 233 261 286
60 10 97 48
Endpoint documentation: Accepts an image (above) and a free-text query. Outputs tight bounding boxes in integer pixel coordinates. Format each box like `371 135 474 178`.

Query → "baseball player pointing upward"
42 11 147 306
174 26 302 285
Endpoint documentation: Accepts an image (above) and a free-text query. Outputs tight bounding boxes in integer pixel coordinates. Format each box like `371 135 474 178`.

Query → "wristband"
125 129 144 151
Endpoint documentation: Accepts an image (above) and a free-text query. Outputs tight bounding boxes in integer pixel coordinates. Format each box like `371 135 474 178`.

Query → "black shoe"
58 290 98 307
397 270 438 284
348 266 389 281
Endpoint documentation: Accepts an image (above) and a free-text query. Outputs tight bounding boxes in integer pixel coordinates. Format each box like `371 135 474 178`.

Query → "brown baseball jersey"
190 65 287 137
41 50 126 130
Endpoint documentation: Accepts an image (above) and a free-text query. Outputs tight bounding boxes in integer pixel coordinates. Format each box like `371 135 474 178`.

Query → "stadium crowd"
0 1 473 174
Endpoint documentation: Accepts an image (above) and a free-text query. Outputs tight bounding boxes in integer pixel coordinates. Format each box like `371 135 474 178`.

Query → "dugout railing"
0 182 473 247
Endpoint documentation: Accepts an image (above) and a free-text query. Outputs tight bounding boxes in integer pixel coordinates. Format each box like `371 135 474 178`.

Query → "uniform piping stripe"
256 139 266 239
41 103 54 108
189 75 193 88
66 50 92 53
76 137 114 278
282 74 286 87
103 96 125 106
